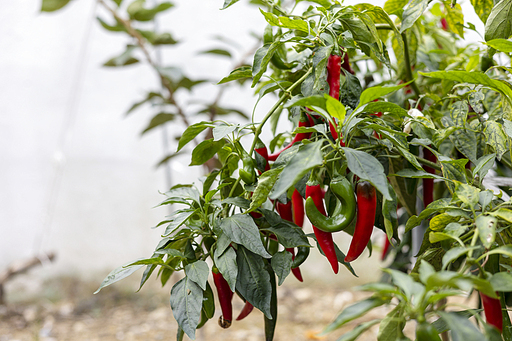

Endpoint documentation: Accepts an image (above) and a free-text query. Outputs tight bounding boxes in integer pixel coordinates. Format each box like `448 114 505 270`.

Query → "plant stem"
401 32 421 97
416 156 441 171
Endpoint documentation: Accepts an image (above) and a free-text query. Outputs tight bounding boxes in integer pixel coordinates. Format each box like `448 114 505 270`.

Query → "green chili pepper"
415 322 442 341
305 176 356 233
291 246 309 268
235 142 256 185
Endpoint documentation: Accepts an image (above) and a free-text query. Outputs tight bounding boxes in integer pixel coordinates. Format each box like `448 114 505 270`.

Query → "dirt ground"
0 273 416 341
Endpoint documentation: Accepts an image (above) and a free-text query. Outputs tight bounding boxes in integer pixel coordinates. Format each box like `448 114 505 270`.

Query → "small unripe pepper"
305 176 356 233
306 183 339 274
480 291 503 332
345 181 377 262
415 322 442 341
212 268 233 328
268 113 314 161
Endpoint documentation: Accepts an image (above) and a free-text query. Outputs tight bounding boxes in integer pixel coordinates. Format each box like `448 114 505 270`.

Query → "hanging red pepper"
480 292 503 332
381 236 391 261
268 113 314 161
276 201 304 282
212 268 233 328
440 17 449 31
236 301 254 321
254 139 270 173
306 184 339 274
341 52 355 75
345 181 377 263
292 189 304 228
326 53 346 147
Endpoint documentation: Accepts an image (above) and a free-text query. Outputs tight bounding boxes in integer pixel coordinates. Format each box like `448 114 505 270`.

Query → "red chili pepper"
381 236 391 261
345 181 377 262
292 189 304 228
268 114 314 161
212 269 233 328
341 52 355 75
480 292 503 332
306 184 339 274
255 139 270 173
236 301 254 321
441 17 448 31
423 148 437 207
327 54 347 147
276 201 304 282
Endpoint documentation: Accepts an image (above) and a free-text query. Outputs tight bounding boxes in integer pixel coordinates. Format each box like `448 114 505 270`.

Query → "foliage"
44 0 512 340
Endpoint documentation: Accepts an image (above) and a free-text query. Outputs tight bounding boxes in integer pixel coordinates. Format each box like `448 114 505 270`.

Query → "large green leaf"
270 141 324 200
470 0 494 24
484 121 507 160
484 0 512 41
236 246 272 318
383 0 408 14
248 168 283 213
185 261 209 291
437 311 485 341
41 0 70 12
170 277 203 339
213 247 238 291
218 66 252 84
377 305 406 341
400 0 429 33
189 139 225 166
252 43 282 87
271 251 293 286
220 214 271 258
342 148 391 200
356 83 410 109
486 38 512 53
322 297 389 333
94 263 143 294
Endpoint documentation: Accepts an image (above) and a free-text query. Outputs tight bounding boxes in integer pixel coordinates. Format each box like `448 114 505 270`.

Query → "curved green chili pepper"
305 177 356 233
291 246 309 268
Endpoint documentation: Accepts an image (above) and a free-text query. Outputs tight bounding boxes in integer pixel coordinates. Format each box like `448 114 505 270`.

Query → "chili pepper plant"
44 0 512 340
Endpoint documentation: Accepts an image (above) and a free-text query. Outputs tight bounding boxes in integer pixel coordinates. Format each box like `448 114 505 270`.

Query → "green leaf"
264 224 310 248
185 261 209 291
486 245 512 259
94 263 143 294
127 0 173 21
437 311 485 341
442 247 478 269
445 3 464 38
420 71 512 105
218 66 252 84
189 139 225 166
252 43 281 87
356 83 410 109
489 208 512 223
394 169 446 180
377 305 406 341
220 214 271 258
221 0 239 9
440 159 467 190
470 0 494 24
486 39 512 53
270 141 324 200
170 277 203 340
313 46 333 89
199 48 231 57
336 320 381 341
476 215 497 249
473 153 496 179
400 0 429 33
484 121 507 160
484 0 512 41
236 246 272 318
490 272 512 292
385 268 425 301
455 182 480 207
248 168 283 213
432 310 481 333
361 101 408 117
271 251 293 286
429 213 460 232
286 95 327 111
41 0 70 12
383 0 408 14
325 94 346 122
104 46 139 67
141 113 175 135
213 247 238 291
322 297 388 333
212 125 237 141
202 282 215 319
342 148 391 201
97 17 126 32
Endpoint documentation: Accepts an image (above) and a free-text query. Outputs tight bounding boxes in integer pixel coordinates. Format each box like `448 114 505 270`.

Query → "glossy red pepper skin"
292 189 304 228
236 301 254 321
345 181 377 263
276 201 304 282
326 54 346 147
480 292 503 332
441 17 448 31
381 236 391 261
306 184 339 274
423 148 436 207
268 114 314 161
212 269 233 328
341 52 355 74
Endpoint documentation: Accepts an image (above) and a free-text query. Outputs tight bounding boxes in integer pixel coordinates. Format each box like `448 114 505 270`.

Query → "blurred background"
0 0 484 340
